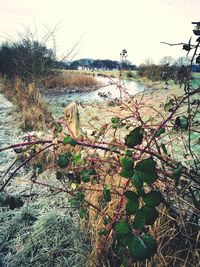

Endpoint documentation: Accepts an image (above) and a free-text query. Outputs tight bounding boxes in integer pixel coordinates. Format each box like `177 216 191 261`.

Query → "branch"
0 144 53 191
0 140 53 152
161 41 185 46
31 179 101 212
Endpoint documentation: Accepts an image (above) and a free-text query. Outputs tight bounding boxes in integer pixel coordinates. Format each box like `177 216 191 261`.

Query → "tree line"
0 34 200 85
65 58 136 71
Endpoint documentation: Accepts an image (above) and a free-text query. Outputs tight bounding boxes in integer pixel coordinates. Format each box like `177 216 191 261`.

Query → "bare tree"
175 56 190 66
159 56 174 66
144 57 154 66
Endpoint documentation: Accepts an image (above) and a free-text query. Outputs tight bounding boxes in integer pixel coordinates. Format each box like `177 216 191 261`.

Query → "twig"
0 144 53 191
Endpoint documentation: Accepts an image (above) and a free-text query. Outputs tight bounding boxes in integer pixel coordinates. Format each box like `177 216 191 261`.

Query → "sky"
0 0 199 65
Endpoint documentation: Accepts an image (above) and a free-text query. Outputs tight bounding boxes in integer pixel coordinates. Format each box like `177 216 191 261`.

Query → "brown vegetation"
42 71 99 89
0 77 53 131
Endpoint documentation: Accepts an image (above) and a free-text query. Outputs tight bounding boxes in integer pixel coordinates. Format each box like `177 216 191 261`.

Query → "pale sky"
0 0 199 65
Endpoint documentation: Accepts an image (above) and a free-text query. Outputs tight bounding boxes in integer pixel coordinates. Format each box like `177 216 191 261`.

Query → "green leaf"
175 116 188 130
98 228 109 236
164 98 174 112
132 209 146 229
103 187 111 202
89 168 96 175
121 169 134 178
126 149 133 157
140 234 157 257
126 199 139 215
79 207 87 218
70 192 85 207
143 191 163 207
124 191 138 201
69 198 79 207
120 157 134 169
72 152 82 165
13 147 23 154
131 172 143 188
111 117 120 124
141 205 159 225
63 135 76 146
137 188 145 197
63 151 72 159
80 170 90 182
57 125 63 133
134 158 157 185
33 163 43 174
76 192 85 202
56 170 62 180
128 235 148 261
112 123 118 129
120 157 134 178
125 127 144 148
114 220 131 236
57 155 70 168
155 128 165 138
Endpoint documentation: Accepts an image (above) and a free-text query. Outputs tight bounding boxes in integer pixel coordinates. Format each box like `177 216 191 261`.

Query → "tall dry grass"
0 77 53 131
42 71 98 89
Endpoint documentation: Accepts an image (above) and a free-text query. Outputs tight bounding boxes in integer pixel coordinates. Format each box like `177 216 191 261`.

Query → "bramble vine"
0 22 200 266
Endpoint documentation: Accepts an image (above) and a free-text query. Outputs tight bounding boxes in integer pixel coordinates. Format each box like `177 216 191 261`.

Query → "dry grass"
42 71 99 89
81 168 199 267
0 77 53 131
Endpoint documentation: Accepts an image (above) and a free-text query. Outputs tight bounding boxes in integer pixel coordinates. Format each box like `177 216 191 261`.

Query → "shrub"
0 31 56 83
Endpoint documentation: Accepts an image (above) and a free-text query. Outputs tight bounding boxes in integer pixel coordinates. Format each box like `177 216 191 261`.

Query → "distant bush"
0 35 55 83
138 63 188 84
126 70 135 79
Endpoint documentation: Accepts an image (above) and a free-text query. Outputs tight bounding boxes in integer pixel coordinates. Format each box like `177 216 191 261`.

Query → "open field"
64 69 200 84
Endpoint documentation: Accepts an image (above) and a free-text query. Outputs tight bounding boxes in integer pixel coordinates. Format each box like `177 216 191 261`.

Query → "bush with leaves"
0 23 200 266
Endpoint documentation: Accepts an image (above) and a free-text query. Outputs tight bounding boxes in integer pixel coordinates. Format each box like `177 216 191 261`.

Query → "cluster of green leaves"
54 117 183 264
110 153 163 263
94 126 164 264
57 151 72 168
56 125 164 263
113 220 157 261
63 135 77 146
